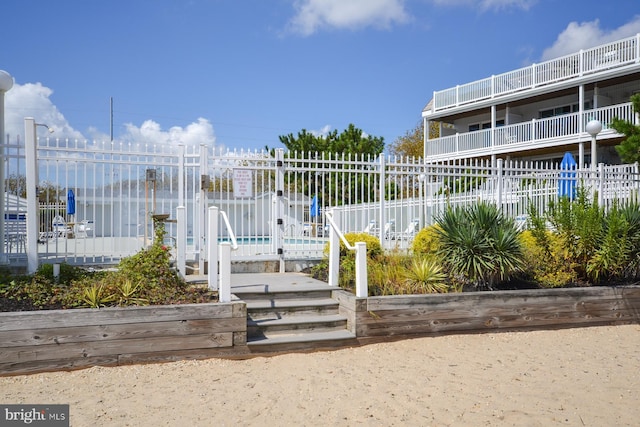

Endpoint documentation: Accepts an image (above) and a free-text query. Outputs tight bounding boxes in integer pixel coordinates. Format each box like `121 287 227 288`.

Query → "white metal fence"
2 133 640 271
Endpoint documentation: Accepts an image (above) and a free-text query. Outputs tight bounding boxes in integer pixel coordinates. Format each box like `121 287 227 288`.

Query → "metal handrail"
219 210 238 251
325 209 368 298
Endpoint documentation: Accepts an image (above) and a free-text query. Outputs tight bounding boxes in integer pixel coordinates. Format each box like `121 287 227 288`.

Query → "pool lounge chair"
398 218 421 240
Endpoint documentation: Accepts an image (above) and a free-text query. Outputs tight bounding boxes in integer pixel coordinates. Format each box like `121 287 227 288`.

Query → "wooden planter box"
336 285 640 340
0 302 247 376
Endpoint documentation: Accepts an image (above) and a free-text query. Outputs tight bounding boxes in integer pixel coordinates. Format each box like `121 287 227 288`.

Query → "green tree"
276 124 385 205
612 94 640 163
277 124 383 158
389 121 441 159
5 174 26 198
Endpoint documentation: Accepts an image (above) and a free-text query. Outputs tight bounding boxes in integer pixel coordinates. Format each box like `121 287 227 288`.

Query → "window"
539 103 590 119
468 120 505 132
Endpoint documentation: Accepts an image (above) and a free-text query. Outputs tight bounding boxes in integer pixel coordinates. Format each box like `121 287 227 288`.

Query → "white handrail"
207 206 238 303
219 210 238 251
325 209 368 298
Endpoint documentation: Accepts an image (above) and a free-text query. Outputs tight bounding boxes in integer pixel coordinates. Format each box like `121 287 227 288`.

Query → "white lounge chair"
75 220 94 238
364 220 378 235
52 215 71 238
398 218 421 240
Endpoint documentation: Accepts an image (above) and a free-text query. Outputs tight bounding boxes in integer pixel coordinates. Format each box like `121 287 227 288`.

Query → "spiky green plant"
114 279 149 306
435 202 524 290
82 283 116 308
404 258 449 293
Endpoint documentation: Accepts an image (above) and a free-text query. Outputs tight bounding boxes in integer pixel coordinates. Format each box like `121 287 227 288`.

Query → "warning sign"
233 169 253 198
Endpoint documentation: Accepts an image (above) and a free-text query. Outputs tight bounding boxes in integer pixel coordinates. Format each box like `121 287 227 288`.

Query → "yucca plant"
82 283 116 308
404 258 448 293
114 279 149 306
435 202 524 290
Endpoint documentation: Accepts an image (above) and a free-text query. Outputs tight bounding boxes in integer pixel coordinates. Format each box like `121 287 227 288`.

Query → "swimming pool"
185 236 326 246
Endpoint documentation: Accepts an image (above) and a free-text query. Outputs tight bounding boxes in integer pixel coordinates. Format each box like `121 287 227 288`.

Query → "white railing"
431 33 640 111
325 209 368 298
425 103 635 159
5 134 640 280
206 206 238 302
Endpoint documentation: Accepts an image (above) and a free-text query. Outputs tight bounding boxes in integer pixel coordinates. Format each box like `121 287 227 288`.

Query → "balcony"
429 34 640 113
424 103 635 161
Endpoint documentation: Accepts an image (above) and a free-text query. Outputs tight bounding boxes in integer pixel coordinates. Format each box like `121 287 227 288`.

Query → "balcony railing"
425 103 635 159
431 33 640 112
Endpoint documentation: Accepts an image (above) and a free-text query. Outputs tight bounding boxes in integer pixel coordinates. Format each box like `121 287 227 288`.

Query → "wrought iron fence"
2 134 640 271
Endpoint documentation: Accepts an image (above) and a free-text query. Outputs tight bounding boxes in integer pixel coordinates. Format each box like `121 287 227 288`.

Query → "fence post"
207 206 219 291
496 158 503 208
598 163 605 208
219 242 231 303
354 242 368 298
378 154 386 245
178 145 185 207
24 117 39 273
176 206 186 277
328 208 340 287
274 148 286 272
199 144 208 276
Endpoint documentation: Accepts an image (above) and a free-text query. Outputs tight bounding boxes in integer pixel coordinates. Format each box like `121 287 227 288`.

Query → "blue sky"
2 0 639 153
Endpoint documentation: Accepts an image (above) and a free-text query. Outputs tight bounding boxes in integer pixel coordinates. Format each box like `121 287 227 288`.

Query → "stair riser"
247 320 348 338
234 290 333 301
247 306 339 319
247 338 358 353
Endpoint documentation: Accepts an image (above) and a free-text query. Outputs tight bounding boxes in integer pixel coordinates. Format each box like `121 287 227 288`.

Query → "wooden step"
247 313 348 338
245 298 339 319
247 329 358 354
232 282 334 301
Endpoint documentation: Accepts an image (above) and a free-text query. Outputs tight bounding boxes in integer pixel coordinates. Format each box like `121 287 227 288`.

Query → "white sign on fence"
232 169 253 198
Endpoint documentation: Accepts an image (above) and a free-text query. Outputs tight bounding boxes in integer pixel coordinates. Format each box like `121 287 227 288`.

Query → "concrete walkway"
186 272 333 293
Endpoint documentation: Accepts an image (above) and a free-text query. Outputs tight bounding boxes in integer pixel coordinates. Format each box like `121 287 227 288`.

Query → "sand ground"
1 324 639 426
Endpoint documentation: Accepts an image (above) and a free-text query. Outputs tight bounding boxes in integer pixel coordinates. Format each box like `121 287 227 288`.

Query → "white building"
422 33 640 166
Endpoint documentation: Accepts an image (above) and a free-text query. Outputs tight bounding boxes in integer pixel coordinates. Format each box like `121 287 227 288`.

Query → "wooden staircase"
231 274 358 354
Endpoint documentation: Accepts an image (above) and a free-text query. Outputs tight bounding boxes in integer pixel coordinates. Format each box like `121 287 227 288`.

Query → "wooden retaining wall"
2 286 639 376
0 302 247 376
336 286 640 340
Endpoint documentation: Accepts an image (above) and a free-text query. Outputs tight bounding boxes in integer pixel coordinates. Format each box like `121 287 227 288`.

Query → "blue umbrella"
310 195 319 219
558 152 577 199
67 189 76 216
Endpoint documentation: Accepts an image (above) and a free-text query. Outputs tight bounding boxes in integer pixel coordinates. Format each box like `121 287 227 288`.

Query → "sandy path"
1 325 639 426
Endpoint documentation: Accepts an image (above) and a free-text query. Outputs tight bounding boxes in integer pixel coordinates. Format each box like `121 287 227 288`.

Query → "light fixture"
36 123 54 133
586 119 602 170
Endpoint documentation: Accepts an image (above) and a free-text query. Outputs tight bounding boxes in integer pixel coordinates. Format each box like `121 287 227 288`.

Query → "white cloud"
310 124 333 138
287 0 410 36
2 80 217 150
4 82 84 142
121 118 217 148
430 0 536 11
478 0 536 11
541 16 640 61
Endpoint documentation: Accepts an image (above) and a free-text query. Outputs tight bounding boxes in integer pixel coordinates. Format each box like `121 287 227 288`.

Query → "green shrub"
519 230 576 288
115 220 187 304
1 219 215 310
411 224 440 255
336 232 383 259
529 190 640 285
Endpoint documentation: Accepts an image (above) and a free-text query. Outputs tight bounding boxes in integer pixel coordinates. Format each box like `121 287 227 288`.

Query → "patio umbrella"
310 195 319 219
66 189 76 218
558 152 577 199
